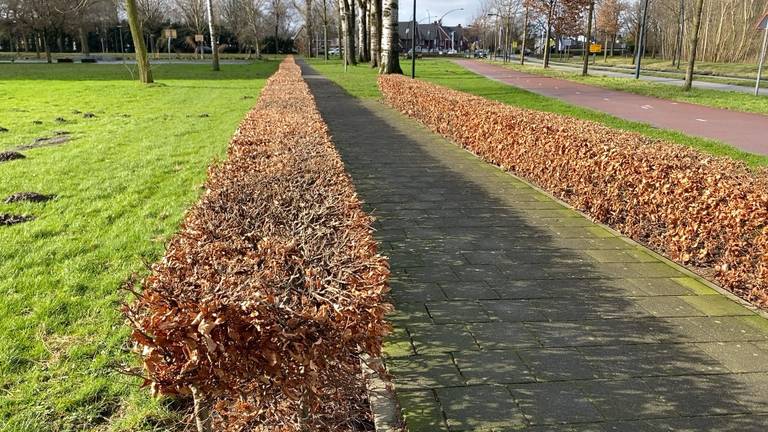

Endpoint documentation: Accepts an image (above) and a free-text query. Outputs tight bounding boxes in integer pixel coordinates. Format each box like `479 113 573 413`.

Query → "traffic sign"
195 34 204 42
589 43 602 53
164 28 177 39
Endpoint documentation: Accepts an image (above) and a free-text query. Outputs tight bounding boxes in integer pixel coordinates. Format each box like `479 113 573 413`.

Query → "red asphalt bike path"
456 60 768 156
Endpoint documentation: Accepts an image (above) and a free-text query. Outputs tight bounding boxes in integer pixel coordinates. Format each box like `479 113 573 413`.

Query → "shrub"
124 57 391 431
379 74 768 307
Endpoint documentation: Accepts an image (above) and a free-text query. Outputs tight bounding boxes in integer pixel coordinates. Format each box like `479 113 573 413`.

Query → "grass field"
552 55 761 79
489 60 768 115
306 58 768 167
0 61 278 431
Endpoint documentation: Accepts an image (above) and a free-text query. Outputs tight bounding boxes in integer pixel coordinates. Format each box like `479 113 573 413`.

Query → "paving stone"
426 301 491 324
517 348 602 381
405 266 459 282
659 317 768 344
671 277 720 295
439 281 500 300
648 414 768 431
524 321 601 347
451 264 508 282
580 343 727 378
408 323 480 354
635 296 706 317
453 350 535 384
729 372 768 413
480 299 548 322
697 342 768 373
390 282 447 303
681 295 755 317
383 326 415 358
622 278 696 296
397 390 449 432
469 322 541 350
386 354 465 390
437 385 527 431
579 378 675 421
584 249 657 263
643 375 750 416
508 382 603 425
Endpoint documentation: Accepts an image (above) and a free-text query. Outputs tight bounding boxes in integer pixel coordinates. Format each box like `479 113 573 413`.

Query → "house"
398 22 469 52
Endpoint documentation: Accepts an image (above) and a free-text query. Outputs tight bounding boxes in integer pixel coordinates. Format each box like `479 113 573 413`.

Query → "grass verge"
0 61 278 431
491 60 768 115
306 58 768 167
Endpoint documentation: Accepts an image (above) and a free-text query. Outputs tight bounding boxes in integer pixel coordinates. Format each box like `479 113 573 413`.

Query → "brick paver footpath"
299 63 768 431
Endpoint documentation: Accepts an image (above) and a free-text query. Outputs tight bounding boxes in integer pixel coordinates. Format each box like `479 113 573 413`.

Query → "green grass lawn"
491 60 768 115
306 58 768 167
553 55 761 79
0 61 278 431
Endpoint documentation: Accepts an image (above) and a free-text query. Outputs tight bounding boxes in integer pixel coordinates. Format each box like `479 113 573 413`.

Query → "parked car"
447 49 458 55
328 47 340 55
473 50 487 58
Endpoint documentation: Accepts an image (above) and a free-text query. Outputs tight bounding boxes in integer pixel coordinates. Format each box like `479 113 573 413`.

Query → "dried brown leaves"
379 74 768 308
124 57 390 430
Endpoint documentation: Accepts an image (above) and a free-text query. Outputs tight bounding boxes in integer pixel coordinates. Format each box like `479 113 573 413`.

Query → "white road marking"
603 98 610 101
641 105 653 110
696 118 708 122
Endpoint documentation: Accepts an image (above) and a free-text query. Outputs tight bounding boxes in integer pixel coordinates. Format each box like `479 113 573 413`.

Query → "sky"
397 0 477 26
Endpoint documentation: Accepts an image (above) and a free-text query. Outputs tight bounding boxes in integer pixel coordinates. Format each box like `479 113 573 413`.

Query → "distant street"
457 59 768 156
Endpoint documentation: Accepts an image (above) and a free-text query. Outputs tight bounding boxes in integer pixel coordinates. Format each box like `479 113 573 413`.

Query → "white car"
328 47 340 55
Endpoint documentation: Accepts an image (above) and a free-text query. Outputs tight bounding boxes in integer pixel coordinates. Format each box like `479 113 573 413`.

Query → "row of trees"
0 0 403 79
471 0 764 90
474 0 768 66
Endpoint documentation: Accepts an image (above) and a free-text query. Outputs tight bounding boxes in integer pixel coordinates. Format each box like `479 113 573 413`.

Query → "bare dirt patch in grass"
5 192 56 204
0 151 25 162
13 135 71 151
0 213 35 226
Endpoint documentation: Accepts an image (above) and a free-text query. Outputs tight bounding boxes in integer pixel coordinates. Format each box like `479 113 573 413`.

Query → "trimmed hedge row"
124 57 391 430
379 74 768 307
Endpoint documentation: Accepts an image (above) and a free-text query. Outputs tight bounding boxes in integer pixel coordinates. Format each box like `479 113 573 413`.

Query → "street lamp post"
412 0 416 78
634 0 650 79
411 7 463 78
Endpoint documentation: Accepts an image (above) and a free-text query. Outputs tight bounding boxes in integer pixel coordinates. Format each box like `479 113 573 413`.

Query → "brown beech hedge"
124 58 390 430
379 74 768 308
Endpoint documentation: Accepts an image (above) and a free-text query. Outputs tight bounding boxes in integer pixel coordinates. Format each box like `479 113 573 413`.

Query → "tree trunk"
543 1 554 68
306 0 314 56
379 0 402 74
323 0 329 60
125 0 154 83
206 0 220 70
339 0 355 66
582 0 594 76
521 6 528 65
79 26 90 56
683 0 705 91
356 0 368 62
369 0 381 67
43 30 52 64
190 385 213 432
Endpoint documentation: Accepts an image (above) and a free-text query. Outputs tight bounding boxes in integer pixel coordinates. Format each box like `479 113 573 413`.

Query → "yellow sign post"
589 43 602 53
